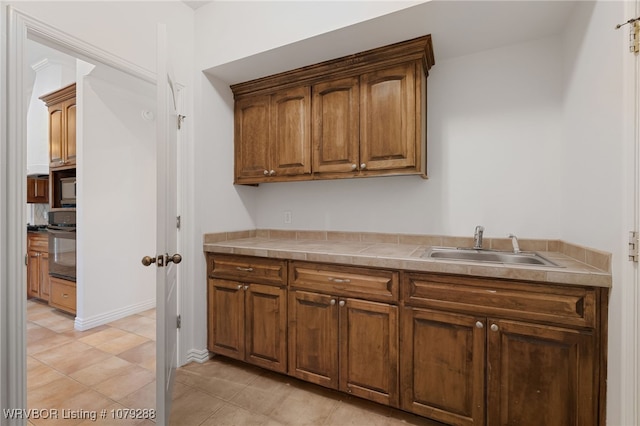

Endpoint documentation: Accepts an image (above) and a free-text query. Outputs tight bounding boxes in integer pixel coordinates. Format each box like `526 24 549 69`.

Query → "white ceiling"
204 1 578 85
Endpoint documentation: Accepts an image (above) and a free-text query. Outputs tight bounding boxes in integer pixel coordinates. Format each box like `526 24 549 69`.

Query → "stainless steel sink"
422 247 560 267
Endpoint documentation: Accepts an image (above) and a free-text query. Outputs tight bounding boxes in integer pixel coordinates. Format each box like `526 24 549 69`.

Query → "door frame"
1 6 184 416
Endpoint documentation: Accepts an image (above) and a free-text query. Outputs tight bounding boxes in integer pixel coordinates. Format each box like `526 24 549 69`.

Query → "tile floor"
27 299 443 426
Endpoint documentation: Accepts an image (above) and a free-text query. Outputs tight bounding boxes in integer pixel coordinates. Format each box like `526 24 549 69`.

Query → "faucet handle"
508 233 521 254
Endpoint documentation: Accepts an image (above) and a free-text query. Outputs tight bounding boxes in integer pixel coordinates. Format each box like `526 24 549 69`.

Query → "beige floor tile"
132 323 156 341
27 324 59 343
69 356 135 387
118 381 156 410
31 341 111 375
31 390 115 426
27 333 73 355
94 333 150 355
28 376 89 409
109 315 155 334
61 324 111 340
138 309 156 319
200 402 271 426
267 384 340 425
27 362 66 391
175 368 250 401
229 372 295 415
78 328 130 347
117 340 155 365
93 365 155 401
168 386 225 426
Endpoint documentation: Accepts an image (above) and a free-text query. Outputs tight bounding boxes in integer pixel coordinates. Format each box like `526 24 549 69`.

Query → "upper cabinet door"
312 77 360 174
270 86 311 177
234 95 271 183
360 63 416 171
49 107 64 167
64 100 77 166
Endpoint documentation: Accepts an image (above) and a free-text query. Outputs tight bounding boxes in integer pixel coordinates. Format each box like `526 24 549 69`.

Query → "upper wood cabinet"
40 83 76 169
26 175 49 204
231 35 434 184
234 87 312 183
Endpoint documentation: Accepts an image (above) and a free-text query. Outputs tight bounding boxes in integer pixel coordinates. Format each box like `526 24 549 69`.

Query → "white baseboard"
184 348 211 365
74 299 156 331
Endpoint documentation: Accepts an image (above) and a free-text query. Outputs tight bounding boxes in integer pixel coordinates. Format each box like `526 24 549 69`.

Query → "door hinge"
177 314 181 329
176 215 181 230
177 114 186 130
629 231 639 262
615 18 640 54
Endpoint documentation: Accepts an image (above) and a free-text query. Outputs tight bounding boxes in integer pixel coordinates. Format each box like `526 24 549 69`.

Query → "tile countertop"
203 230 612 288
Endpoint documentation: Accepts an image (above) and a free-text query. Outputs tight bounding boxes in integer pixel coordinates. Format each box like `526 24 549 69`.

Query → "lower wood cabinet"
288 289 399 407
207 254 288 374
27 233 50 301
208 278 287 373
49 276 76 315
206 253 607 426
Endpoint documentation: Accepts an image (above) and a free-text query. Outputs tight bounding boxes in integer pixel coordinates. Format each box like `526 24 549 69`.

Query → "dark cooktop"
27 224 47 232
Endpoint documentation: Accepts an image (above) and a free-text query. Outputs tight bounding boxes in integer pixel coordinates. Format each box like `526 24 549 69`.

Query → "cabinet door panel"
487 319 596 426
288 290 338 389
65 101 77 165
360 63 416 171
49 108 64 167
27 251 40 298
271 87 311 176
40 252 50 301
339 298 398 407
401 307 485 426
312 77 360 174
208 279 245 360
245 283 287 373
235 95 271 181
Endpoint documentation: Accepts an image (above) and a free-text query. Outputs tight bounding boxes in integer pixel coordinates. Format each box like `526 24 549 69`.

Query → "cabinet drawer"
28 233 48 252
404 273 596 328
208 254 286 286
49 277 76 315
290 261 398 303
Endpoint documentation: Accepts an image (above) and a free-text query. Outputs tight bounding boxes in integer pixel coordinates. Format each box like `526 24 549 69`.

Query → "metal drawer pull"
328 277 351 284
475 321 484 329
62 294 68 298
490 324 499 332
237 284 243 289
339 300 345 307
236 267 254 272
330 299 336 305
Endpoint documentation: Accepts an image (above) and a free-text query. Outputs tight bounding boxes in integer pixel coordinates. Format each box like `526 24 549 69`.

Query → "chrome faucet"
473 226 485 249
508 233 521 254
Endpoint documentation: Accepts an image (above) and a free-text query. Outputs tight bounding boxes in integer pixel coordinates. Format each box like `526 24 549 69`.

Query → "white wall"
76 64 156 328
561 2 630 424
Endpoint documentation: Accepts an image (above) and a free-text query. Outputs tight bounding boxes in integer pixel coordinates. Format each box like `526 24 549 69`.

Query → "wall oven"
47 210 76 281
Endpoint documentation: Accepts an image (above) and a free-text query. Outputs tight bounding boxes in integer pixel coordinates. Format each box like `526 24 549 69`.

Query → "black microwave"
59 177 76 207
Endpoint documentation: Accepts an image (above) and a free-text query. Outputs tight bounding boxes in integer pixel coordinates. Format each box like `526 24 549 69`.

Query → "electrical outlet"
284 211 292 224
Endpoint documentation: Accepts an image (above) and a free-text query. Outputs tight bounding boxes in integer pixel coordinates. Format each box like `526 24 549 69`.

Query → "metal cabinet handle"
243 285 249 290
269 170 276 176
490 324 499 332
263 170 269 175
328 277 351 284
237 284 243 289
360 163 367 169
62 294 68 298
351 164 357 170
339 300 345 307
236 267 254 272
476 321 484 329
330 299 336 305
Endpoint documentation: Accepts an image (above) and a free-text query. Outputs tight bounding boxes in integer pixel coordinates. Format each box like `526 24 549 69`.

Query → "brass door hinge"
615 18 640 54
629 231 639 262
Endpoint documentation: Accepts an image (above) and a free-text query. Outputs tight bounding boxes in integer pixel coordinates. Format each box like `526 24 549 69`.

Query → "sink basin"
422 247 560 267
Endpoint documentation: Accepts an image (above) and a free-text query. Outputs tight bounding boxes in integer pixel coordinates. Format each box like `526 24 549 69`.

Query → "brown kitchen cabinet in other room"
27 232 50 301
401 272 605 426
49 276 76 315
26 175 49 204
40 83 76 169
234 86 311 184
207 254 288 373
288 262 399 407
